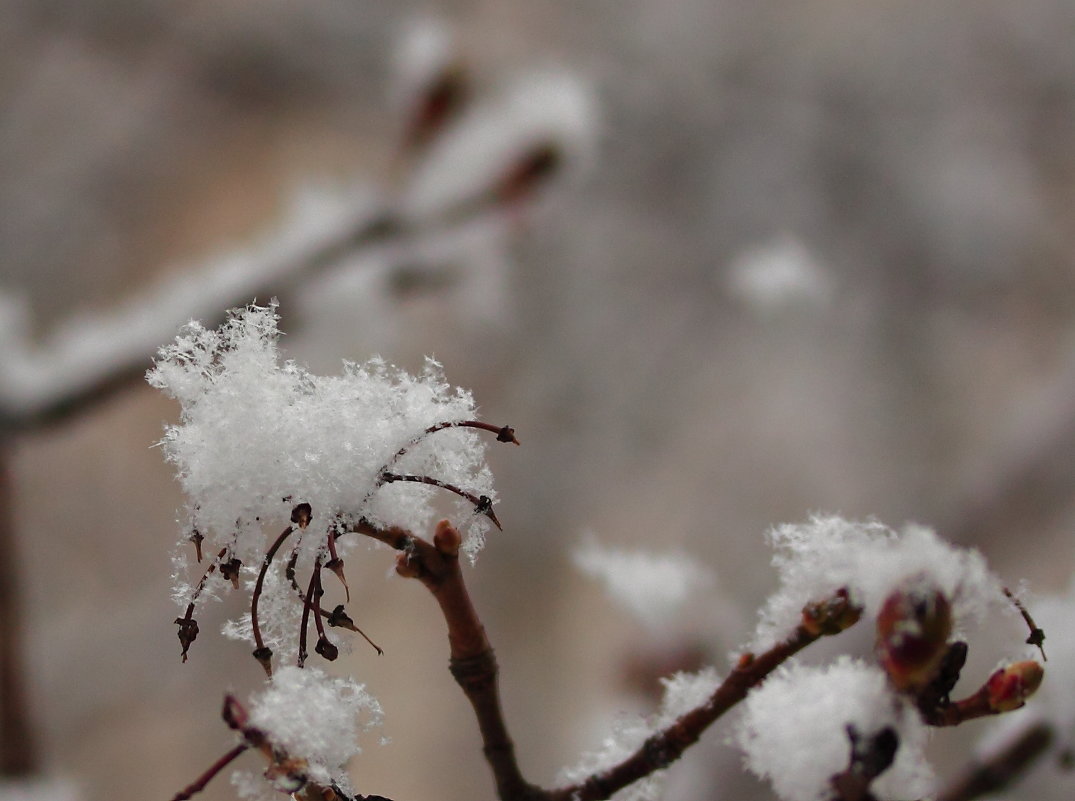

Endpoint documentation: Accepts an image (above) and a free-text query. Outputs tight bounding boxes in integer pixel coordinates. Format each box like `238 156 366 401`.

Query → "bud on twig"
801 588 861 636
985 661 1044 713
876 575 952 693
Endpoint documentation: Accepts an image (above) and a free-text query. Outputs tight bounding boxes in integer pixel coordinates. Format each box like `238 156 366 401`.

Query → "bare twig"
170 743 249 801
250 525 296 676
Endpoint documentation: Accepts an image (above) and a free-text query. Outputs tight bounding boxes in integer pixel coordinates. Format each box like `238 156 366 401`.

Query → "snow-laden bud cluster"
751 515 1004 651
735 656 934 801
232 666 383 800
148 303 495 568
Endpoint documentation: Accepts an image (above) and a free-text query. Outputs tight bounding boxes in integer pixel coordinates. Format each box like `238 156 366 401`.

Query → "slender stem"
379 472 501 529
0 443 38 776
250 525 295 676
354 519 537 801
298 558 321 667
171 743 249 801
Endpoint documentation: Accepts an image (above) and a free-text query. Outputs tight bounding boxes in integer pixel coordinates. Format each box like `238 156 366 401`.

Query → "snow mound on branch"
234 666 382 799
750 515 1004 651
736 656 934 801
148 303 496 570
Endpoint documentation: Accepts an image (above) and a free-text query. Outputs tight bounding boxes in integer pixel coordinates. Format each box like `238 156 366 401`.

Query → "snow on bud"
876 574 953 693
735 656 934 801
985 661 1044 713
751 516 1001 652
242 666 383 794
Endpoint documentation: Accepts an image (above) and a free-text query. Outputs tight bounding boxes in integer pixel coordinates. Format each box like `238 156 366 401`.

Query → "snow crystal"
243 665 382 793
735 656 934 801
148 303 497 578
572 535 715 630
750 515 1004 651
558 667 722 801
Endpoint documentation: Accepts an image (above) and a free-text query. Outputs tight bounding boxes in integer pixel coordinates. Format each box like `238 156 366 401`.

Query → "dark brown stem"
298 557 321 668
250 525 295 676
379 472 501 529
171 743 249 801
1003 587 1046 660
353 519 537 801
0 444 38 776
935 721 1053 801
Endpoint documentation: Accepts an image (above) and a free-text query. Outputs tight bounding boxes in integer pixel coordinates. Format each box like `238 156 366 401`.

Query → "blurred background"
3 1 1075 800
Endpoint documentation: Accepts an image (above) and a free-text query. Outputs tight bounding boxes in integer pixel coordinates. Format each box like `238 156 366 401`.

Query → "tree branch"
0 444 38 777
353 515 860 801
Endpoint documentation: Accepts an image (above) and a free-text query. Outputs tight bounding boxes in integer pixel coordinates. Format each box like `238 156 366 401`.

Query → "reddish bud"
986 661 1044 712
802 588 862 636
876 575 952 692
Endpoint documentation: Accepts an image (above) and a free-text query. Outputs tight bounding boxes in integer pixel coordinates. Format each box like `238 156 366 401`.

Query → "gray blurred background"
4 1 1075 800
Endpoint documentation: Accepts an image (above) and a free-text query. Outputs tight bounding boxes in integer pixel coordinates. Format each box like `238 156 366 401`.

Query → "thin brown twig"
298 557 322 668
548 615 847 801
379 472 501 529
250 525 295 676
170 743 249 801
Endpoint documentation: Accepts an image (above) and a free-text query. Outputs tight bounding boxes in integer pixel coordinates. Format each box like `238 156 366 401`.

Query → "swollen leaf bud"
876 574 952 692
985 661 1044 712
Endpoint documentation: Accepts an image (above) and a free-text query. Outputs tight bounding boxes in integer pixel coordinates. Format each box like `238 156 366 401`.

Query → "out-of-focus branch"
935 721 1054 801
0 444 38 776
